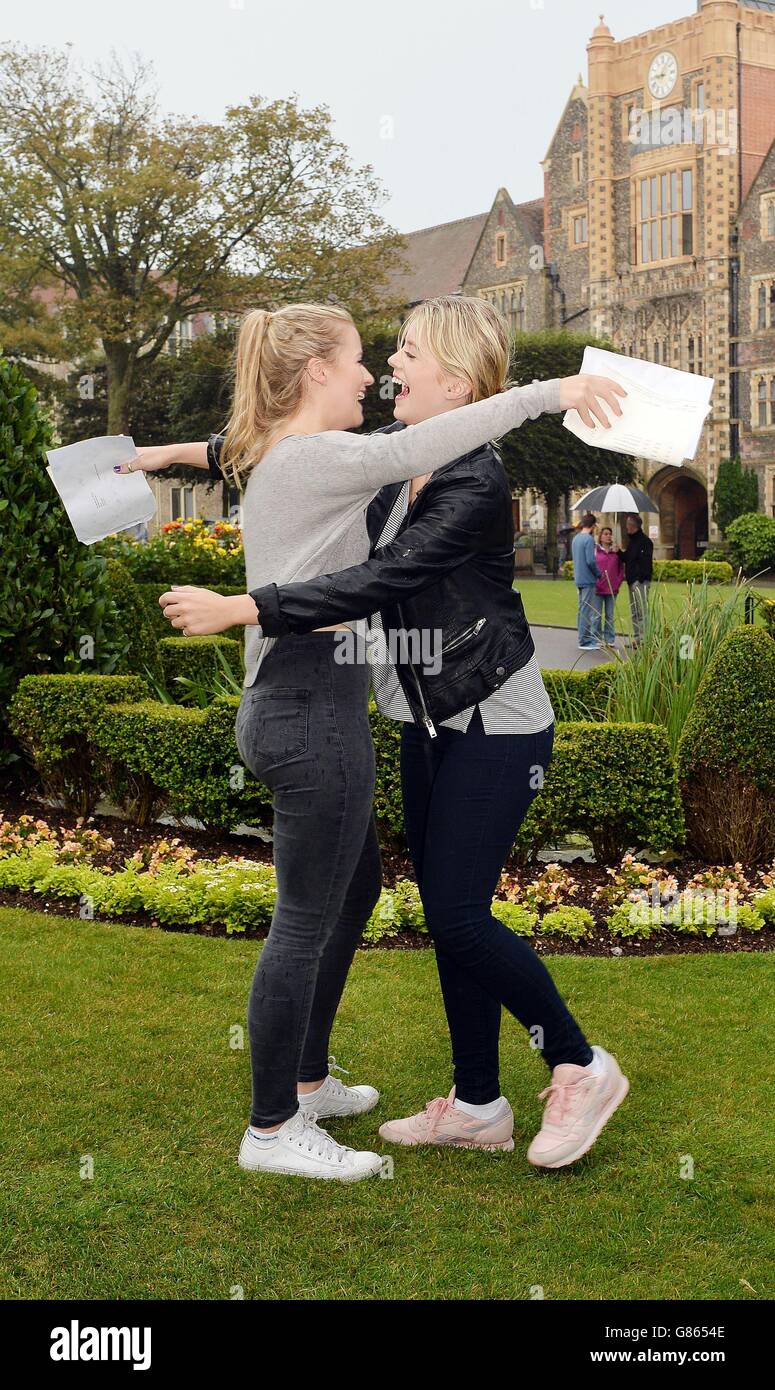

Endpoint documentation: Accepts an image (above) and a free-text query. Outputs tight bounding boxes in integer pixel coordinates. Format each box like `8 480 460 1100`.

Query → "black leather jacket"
208 425 537 738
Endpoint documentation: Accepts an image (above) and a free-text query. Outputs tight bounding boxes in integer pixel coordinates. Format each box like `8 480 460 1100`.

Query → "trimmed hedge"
677 626 775 861
725 512 775 576
7 674 686 859
561 558 732 583
103 557 165 687
135 583 247 644
159 635 243 695
513 720 686 864
90 694 272 830
541 664 614 721
7 674 151 818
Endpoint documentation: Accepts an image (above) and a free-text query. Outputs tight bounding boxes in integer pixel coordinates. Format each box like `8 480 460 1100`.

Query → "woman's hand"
115 445 175 475
159 586 242 635
559 374 628 429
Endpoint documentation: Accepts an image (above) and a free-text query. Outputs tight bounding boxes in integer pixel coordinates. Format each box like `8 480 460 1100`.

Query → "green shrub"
102 557 165 686
606 892 764 938
725 512 775 576
561 558 731 583
712 456 760 533
0 354 125 779
729 903 765 934
752 887 775 927
369 705 404 851
513 720 686 863
158 635 243 699
392 877 426 931
363 889 403 944
491 900 538 936
0 843 60 891
7 674 151 818
539 906 594 940
141 859 277 934
761 599 775 639
92 695 273 831
135 582 246 645
677 627 775 862
541 665 614 721
607 900 664 940
652 559 732 584
669 894 765 938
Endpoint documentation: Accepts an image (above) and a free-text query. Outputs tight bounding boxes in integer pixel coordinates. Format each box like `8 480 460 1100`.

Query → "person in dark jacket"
616 514 653 644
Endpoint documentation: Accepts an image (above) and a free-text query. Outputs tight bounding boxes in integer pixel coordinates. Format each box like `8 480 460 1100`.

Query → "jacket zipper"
396 599 437 738
440 617 487 656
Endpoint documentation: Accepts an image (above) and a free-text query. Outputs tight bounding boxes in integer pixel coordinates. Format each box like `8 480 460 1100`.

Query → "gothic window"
754 278 775 331
754 376 775 429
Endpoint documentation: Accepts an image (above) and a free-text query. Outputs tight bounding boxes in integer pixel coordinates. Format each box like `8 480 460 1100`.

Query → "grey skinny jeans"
235 632 382 1127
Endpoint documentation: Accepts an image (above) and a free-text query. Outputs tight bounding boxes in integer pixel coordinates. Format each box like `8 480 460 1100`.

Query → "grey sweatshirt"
236 376 563 686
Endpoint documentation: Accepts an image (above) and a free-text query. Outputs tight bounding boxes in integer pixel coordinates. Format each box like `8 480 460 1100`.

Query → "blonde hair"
220 302 355 488
397 295 510 403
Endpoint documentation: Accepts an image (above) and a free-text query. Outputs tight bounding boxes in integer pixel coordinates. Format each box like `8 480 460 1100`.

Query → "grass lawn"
514 578 770 634
1 905 772 1302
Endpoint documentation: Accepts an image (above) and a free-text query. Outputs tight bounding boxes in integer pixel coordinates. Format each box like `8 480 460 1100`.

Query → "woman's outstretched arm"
113 443 211 474
319 372 627 497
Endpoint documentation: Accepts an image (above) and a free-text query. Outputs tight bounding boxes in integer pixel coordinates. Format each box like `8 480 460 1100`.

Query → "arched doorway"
647 467 709 559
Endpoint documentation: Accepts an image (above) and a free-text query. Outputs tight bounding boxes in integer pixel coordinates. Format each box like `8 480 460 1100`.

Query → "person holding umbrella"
617 513 654 645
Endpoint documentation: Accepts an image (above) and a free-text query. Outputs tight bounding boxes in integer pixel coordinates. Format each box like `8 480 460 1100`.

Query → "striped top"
369 480 555 735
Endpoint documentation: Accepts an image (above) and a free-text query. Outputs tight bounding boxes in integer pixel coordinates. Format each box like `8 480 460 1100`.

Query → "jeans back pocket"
236 687 311 772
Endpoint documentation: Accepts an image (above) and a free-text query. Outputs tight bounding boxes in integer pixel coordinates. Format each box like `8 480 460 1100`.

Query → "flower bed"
2 808 773 957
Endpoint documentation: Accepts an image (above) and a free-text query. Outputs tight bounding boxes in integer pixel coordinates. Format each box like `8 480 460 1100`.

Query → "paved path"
531 625 626 670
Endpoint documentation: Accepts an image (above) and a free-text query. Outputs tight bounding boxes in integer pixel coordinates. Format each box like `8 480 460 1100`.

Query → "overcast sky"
6 0 688 233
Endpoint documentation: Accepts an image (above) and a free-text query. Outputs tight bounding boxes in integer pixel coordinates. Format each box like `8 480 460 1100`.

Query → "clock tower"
575 0 775 557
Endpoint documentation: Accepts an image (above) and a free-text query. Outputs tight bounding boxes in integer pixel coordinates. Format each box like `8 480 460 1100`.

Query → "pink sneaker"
378 1088 514 1152
527 1045 629 1169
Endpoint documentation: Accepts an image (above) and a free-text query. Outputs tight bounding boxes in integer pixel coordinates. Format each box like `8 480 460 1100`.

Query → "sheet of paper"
46 435 156 544
562 347 714 468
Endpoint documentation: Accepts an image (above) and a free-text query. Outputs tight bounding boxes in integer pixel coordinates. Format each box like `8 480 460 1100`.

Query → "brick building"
384 0 775 559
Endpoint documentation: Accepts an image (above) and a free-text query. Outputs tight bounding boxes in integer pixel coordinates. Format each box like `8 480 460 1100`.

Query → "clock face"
648 51 678 99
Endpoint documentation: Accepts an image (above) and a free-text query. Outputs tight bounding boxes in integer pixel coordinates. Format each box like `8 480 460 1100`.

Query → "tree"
498 330 637 570
0 44 406 433
711 455 759 534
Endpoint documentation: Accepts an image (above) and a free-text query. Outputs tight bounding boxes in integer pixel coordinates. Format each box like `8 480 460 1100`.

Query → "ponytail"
220 303 354 489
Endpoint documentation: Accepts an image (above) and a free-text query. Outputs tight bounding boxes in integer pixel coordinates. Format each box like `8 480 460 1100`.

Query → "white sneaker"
237 1110 383 1182
298 1070 379 1119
